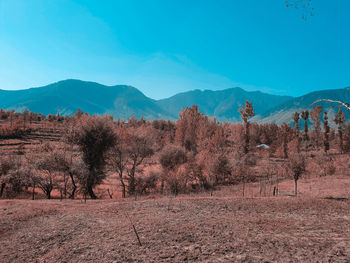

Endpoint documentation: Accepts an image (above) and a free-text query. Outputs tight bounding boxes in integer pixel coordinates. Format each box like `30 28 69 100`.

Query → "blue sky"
0 0 349 99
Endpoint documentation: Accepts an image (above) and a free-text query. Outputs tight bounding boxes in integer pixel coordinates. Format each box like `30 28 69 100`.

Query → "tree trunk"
128 176 135 196
0 183 6 198
243 120 250 155
304 121 308 141
32 183 36 200
160 175 165 194
294 179 298 196
86 171 97 199
107 189 113 199
69 172 77 199
127 165 136 196
87 184 97 199
119 172 126 198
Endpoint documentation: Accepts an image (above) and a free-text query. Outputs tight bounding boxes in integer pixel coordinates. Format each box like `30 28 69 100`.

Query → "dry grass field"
1 175 350 263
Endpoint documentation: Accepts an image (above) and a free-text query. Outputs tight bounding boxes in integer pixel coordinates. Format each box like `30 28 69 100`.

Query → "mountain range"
0 79 349 125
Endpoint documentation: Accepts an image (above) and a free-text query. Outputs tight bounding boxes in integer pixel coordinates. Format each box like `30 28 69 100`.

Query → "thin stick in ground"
123 209 142 246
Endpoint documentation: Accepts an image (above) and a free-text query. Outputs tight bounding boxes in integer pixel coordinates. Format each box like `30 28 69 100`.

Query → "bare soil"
1 176 350 263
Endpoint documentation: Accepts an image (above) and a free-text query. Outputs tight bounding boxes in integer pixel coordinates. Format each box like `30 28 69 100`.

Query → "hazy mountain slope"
0 79 172 120
254 87 350 125
156 87 293 122
2 79 349 124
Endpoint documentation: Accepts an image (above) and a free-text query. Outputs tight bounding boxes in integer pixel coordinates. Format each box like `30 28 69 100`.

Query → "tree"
314 155 335 177
175 105 203 153
293 112 300 153
286 153 306 196
208 153 231 186
0 156 20 198
61 121 84 199
323 111 330 153
9 110 14 127
34 155 57 199
239 101 255 155
310 106 322 147
53 149 85 199
0 156 13 197
279 123 290 159
108 125 129 198
124 135 153 196
23 109 29 130
300 110 309 141
159 144 187 195
22 166 40 200
73 116 116 199
334 107 346 154
28 144 63 199
74 108 84 119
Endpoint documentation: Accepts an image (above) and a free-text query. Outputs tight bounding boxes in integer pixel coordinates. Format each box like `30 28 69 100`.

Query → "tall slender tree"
301 110 309 141
280 123 290 159
239 101 255 155
334 107 346 154
323 111 330 154
310 106 322 147
293 112 300 152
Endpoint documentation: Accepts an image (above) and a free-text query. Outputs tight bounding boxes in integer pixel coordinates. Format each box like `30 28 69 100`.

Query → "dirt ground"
1 176 350 263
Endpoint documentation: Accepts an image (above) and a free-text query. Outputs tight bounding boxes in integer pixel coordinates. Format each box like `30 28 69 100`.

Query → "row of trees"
0 102 348 199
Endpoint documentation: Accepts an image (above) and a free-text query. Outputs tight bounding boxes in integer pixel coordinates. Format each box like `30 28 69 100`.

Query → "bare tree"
124 134 153 196
108 130 129 198
34 151 59 199
53 149 85 199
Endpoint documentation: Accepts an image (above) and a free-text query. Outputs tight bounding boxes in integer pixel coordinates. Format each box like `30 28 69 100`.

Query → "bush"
135 172 159 195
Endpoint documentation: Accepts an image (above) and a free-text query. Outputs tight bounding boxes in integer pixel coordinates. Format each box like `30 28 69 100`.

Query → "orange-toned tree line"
0 102 349 199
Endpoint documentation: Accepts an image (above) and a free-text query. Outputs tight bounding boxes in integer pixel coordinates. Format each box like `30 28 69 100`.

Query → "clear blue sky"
0 0 349 99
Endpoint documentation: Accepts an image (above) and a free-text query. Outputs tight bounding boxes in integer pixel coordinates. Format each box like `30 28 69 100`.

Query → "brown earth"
1 176 350 263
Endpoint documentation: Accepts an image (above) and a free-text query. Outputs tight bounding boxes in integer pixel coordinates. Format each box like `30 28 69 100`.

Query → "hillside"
254 87 350 125
0 80 293 122
156 87 292 122
0 79 172 120
2 80 350 124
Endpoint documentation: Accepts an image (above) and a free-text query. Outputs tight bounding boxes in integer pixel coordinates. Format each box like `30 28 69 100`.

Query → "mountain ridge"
1 79 350 124
253 87 350 125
